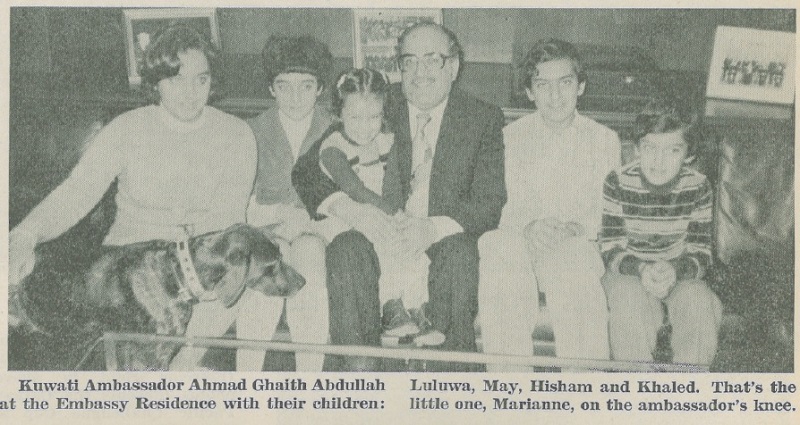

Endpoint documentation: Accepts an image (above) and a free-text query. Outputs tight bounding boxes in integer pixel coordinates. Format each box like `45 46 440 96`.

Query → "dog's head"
191 224 306 307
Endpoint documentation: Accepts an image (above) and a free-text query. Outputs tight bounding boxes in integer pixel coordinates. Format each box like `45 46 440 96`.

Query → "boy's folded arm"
669 253 708 280
602 246 644 276
320 146 395 215
618 254 647 277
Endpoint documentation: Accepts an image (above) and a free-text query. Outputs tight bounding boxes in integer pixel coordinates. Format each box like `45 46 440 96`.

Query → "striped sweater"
600 161 713 280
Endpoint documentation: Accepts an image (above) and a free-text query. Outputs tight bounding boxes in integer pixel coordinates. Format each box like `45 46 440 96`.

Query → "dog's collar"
174 239 217 302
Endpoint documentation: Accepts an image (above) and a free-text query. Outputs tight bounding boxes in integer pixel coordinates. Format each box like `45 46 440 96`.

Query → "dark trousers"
326 230 482 372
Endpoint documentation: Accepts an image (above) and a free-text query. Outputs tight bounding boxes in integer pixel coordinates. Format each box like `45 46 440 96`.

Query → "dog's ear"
255 223 282 241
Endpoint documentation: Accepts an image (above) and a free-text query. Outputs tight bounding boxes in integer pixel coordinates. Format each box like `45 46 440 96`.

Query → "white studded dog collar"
175 239 217 302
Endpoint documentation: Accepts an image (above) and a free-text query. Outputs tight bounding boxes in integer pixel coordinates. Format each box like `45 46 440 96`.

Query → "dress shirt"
403 99 463 241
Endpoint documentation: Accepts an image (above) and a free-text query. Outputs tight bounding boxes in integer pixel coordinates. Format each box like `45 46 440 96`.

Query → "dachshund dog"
9 224 304 371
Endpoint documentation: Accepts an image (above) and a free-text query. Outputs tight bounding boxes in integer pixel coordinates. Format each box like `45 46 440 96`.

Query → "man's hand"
394 211 438 257
329 197 401 247
523 217 573 254
641 260 677 299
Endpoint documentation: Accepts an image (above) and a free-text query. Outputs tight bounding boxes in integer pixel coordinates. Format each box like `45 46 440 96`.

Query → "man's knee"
430 232 479 266
326 230 375 271
327 230 372 257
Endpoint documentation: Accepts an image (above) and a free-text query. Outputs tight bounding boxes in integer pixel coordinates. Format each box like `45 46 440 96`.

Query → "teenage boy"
478 39 620 371
600 103 722 365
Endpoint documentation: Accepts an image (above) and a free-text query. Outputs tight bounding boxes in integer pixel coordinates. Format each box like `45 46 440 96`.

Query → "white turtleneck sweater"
15 104 257 245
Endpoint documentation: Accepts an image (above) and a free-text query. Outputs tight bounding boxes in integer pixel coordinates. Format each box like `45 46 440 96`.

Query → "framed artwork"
123 8 221 86
352 8 443 82
705 26 795 105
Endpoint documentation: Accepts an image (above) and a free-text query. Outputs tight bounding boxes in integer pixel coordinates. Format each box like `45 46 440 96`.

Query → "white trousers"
478 229 610 372
170 234 328 371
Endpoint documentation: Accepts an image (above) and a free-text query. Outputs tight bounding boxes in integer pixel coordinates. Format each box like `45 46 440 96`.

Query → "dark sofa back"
711 117 794 266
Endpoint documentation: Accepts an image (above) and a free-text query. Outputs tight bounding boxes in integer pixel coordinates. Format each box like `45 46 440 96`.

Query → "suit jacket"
293 85 506 236
248 105 332 208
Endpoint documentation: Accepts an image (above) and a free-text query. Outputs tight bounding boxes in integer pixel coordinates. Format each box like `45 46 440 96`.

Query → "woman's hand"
8 229 39 329
8 229 38 289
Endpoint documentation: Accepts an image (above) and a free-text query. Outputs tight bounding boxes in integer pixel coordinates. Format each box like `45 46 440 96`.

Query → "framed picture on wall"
352 8 443 82
123 8 221 86
705 26 795 105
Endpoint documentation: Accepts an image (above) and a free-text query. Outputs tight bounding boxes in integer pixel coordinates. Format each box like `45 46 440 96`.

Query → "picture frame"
352 8 443 82
705 25 795 105
123 8 221 86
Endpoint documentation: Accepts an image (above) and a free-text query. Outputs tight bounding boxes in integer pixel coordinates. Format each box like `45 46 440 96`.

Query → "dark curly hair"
139 23 220 103
520 38 585 89
331 68 390 116
261 35 334 91
634 99 704 160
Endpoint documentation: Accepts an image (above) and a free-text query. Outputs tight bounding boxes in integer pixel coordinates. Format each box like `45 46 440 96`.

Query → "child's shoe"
410 304 445 347
382 299 419 337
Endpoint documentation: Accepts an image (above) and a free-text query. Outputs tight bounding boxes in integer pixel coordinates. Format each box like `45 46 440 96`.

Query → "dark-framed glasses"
397 53 453 72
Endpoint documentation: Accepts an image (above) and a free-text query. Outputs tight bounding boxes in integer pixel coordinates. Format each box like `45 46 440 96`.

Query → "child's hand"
330 197 400 247
564 221 585 237
641 260 677 299
524 217 569 254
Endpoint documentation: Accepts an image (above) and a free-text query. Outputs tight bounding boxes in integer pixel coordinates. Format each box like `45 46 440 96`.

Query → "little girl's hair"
332 68 390 116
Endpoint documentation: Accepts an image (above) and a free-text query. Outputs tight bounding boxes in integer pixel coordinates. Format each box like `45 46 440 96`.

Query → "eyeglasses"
397 53 453 72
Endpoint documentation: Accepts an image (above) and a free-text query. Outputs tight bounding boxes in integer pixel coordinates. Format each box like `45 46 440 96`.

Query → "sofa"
8 95 794 371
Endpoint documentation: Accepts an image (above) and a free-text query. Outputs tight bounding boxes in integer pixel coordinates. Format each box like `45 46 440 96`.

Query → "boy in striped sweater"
600 103 723 366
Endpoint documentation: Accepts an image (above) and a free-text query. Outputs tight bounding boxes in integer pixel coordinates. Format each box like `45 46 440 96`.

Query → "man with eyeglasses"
293 22 505 371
